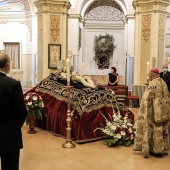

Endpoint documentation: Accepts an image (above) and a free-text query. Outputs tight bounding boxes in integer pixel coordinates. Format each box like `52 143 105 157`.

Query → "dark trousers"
0 150 20 170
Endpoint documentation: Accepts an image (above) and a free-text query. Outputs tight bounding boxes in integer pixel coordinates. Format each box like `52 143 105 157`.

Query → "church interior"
0 0 170 169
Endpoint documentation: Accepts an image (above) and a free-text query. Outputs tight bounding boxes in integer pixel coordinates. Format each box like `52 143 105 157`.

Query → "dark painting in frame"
48 44 61 69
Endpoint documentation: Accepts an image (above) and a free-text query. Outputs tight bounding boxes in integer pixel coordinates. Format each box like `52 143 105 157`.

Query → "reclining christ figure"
71 71 96 89
56 60 99 89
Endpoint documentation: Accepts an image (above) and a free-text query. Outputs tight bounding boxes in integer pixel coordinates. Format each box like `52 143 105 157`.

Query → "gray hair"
0 53 10 68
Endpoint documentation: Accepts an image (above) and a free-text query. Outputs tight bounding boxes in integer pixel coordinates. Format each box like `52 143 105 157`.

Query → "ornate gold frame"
48 44 61 69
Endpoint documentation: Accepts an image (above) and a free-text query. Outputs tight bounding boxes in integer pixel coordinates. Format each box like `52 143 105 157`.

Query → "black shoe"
149 152 163 158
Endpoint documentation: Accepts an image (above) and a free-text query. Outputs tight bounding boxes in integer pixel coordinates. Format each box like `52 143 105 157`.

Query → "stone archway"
78 0 126 79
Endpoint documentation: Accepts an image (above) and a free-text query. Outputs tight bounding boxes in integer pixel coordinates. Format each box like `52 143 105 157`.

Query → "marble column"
133 0 170 84
34 0 71 82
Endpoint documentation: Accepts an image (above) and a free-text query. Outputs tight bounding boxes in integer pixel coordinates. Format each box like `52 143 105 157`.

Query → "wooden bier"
102 85 128 105
85 75 127 104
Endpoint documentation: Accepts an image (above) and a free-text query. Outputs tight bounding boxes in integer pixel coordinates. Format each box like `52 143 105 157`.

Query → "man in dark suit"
160 64 170 93
0 53 27 170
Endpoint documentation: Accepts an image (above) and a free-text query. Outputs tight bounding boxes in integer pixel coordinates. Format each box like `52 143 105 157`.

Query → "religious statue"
97 48 109 69
55 60 70 80
71 71 96 88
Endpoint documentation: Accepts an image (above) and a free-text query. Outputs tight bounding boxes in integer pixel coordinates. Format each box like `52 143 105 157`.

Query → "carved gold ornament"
142 15 151 42
159 14 165 41
50 15 60 42
38 15 43 41
85 0 124 22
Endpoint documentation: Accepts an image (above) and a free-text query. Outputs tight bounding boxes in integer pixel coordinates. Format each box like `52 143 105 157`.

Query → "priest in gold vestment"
134 68 170 158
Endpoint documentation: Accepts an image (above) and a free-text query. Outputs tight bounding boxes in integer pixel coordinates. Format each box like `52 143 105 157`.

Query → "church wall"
126 17 135 88
68 18 79 56
68 17 80 72
70 0 136 86
0 21 35 87
82 25 125 83
0 22 31 51
165 16 170 63
67 19 136 86
127 18 135 57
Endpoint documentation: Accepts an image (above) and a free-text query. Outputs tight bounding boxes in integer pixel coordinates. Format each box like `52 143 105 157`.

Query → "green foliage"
107 138 119 147
94 102 135 147
24 92 44 120
93 34 116 63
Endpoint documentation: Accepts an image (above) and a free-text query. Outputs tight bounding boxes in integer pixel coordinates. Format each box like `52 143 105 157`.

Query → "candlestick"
66 59 70 85
82 63 84 76
62 85 76 149
10 60 12 77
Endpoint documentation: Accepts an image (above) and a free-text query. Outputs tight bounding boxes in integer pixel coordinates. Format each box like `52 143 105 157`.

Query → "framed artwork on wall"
165 33 170 48
48 44 61 69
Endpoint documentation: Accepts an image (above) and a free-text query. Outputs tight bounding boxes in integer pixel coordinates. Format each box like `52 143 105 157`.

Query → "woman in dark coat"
108 67 119 86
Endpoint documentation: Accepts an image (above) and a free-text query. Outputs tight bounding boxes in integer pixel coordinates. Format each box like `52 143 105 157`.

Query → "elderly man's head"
0 53 10 74
148 68 159 81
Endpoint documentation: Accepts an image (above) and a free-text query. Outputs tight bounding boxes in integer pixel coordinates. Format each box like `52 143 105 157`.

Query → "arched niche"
76 0 128 84
79 0 128 18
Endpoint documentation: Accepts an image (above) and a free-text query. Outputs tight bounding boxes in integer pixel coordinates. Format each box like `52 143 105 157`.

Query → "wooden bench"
102 85 128 105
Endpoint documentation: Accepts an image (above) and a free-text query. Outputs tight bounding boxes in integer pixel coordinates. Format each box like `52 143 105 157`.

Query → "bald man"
0 53 27 170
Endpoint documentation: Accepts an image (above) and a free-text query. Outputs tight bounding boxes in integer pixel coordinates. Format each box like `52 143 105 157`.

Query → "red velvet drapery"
25 87 134 143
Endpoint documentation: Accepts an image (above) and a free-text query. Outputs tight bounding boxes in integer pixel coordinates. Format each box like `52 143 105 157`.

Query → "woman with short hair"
108 67 119 86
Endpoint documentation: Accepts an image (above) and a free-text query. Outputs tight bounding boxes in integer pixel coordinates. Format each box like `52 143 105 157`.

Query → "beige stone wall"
133 0 170 84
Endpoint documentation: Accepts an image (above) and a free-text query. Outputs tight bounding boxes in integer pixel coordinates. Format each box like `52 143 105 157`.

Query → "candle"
82 63 84 76
10 60 12 77
147 61 150 75
66 59 70 85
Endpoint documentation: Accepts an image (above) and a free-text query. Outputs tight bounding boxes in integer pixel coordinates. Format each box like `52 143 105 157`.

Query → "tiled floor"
19 108 170 170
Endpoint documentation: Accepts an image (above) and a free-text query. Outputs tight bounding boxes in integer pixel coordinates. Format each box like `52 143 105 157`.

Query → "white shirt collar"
0 70 7 75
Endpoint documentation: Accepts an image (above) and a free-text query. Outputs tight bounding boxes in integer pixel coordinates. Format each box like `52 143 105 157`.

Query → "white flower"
114 117 119 121
123 116 128 120
42 102 44 107
111 125 117 130
113 114 117 118
119 119 123 123
127 123 133 126
122 124 127 128
130 134 134 140
28 102 32 105
33 96 38 100
118 115 122 119
129 127 132 133
106 121 112 127
26 95 29 100
124 119 127 123
121 131 125 136
104 129 111 136
116 133 121 139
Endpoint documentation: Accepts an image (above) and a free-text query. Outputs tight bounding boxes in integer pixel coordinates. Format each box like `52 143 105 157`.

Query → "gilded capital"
34 0 71 14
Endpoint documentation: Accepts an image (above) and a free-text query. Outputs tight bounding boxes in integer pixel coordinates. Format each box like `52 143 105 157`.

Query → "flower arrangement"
24 92 44 120
93 34 117 68
94 104 135 147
